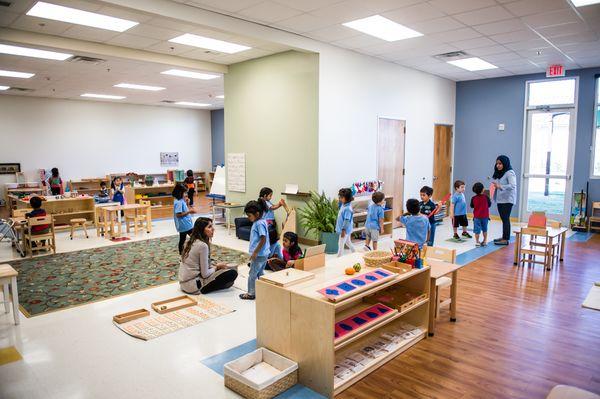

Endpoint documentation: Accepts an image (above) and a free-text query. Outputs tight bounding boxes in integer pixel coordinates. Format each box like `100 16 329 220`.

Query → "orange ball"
345 267 356 275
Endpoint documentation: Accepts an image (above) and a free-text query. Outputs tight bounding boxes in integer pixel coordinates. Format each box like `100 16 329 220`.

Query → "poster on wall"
227 153 246 193
0 163 21 174
160 152 179 167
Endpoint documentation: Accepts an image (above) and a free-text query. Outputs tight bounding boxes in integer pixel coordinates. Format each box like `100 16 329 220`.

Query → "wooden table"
101 204 151 239
212 203 244 235
513 226 568 266
9 217 26 257
0 264 19 324
427 258 468 337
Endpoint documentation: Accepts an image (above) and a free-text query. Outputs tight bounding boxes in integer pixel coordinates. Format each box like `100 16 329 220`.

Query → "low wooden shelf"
351 195 394 240
124 184 175 220
15 196 96 229
68 178 108 196
256 252 429 398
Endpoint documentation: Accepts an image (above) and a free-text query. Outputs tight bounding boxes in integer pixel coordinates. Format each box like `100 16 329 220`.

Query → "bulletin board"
227 153 246 193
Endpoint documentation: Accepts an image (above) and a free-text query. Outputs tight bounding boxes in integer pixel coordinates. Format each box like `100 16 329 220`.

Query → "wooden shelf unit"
351 195 394 239
192 171 208 192
15 196 96 229
124 184 175 219
256 253 429 398
68 178 108 195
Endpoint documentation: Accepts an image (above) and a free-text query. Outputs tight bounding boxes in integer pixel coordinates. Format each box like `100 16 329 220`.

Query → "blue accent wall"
211 108 224 167
455 67 600 217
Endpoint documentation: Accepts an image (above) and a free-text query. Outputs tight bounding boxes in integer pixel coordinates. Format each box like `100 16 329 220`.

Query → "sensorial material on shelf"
334 303 396 343
317 268 396 302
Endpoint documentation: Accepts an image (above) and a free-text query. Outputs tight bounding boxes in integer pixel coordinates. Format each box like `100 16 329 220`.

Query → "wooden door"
377 118 406 228
433 125 453 201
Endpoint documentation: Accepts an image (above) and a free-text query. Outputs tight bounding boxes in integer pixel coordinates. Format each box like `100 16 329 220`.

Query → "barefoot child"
240 200 270 300
470 182 491 246
364 191 385 251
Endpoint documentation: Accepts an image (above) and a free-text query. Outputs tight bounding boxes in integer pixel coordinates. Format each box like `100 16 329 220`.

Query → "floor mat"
583 285 600 311
0 346 22 366
568 232 594 242
9 235 248 317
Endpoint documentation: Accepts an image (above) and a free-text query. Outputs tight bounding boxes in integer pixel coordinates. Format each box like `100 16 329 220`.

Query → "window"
527 78 576 107
593 76 600 177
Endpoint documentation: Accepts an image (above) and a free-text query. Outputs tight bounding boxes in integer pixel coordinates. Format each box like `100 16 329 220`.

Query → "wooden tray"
261 268 315 287
151 295 197 314
382 261 413 275
113 308 150 324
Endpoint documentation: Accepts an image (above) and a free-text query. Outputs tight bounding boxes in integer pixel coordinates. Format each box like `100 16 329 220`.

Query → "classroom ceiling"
173 0 600 81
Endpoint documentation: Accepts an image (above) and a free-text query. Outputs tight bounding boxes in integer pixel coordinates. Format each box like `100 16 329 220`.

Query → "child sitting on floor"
398 198 430 249
240 200 270 300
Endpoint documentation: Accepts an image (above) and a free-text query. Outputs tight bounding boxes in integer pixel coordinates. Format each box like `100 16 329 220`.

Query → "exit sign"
547 64 565 77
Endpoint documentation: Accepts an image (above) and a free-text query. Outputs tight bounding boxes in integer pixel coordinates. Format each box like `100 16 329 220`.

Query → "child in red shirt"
470 182 491 247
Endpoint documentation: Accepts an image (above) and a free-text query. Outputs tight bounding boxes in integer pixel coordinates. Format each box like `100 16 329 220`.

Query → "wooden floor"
339 235 600 399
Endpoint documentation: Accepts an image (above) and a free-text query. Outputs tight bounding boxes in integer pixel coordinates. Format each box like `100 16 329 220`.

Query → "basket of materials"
363 250 393 268
224 347 298 399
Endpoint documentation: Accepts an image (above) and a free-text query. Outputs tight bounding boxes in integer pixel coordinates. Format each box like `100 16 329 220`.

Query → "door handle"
433 176 438 180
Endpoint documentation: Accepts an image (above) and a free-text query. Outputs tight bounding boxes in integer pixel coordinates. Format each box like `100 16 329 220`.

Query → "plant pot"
320 232 339 254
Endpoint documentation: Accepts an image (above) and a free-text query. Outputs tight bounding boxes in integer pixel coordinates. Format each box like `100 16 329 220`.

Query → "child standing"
364 191 385 251
259 187 285 260
336 188 356 257
111 177 125 205
240 200 270 300
184 170 196 206
419 186 438 247
48 167 63 195
451 180 472 241
399 199 430 249
470 182 491 246
173 184 196 254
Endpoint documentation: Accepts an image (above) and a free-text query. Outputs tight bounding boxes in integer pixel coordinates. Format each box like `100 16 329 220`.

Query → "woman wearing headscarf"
491 155 517 245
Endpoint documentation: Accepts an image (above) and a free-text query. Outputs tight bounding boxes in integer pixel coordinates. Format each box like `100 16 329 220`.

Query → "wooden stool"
70 218 89 239
0 264 19 325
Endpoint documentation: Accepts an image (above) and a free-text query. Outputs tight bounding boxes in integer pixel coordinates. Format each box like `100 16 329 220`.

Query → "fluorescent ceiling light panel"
161 69 219 80
169 34 251 54
570 0 600 6
27 2 138 32
342 15 423 42
216 95 224 99
114 83 165 91
81 93 125 100
175 101 210 107
0 70 35 78
0 43 72 60
0 86 9 90
447 57 498 71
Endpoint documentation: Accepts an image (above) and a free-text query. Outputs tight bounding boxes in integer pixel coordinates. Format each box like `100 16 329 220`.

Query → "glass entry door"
522 109 575 223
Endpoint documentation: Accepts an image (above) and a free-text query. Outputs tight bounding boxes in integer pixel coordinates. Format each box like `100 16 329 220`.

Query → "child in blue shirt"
399 199 430 249
258 187 285 264
173 184 196 254
451 180 472 241
240 200 270 300
336 188 356 257
364 191 385 251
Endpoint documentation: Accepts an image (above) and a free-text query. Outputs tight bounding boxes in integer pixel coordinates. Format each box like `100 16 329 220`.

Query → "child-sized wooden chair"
125 200 151 235
424 246 457 319
516 227 559 271
23 215 56 258
12 208 33 218
69 218 89 239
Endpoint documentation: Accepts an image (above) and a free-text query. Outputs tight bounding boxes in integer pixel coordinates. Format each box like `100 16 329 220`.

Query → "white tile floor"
0 217 508 399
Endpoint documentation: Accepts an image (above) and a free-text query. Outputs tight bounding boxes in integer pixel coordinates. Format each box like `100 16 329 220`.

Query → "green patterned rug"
9 235 248 317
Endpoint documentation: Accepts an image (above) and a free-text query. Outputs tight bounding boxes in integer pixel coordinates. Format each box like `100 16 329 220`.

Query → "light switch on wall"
498 123 505 131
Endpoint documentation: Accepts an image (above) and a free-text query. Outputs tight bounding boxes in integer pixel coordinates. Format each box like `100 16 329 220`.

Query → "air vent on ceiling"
433 51 469 61
0 1 12 7
68 55 107 65
8 87 34 92
160 100 176 104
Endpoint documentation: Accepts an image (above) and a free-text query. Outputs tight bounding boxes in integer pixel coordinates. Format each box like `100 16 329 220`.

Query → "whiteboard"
227 153 246 193
210 165 226 197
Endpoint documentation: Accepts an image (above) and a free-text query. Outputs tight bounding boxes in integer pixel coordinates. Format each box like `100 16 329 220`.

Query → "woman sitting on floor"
179 217 238 295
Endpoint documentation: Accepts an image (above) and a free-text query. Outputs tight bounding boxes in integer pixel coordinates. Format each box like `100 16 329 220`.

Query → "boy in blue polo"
399 198 430 249
336 188 355 257
364 191 385 251
451 180 472 241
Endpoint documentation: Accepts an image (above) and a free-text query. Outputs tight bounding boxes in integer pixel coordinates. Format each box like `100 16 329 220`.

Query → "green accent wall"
224 50 319 237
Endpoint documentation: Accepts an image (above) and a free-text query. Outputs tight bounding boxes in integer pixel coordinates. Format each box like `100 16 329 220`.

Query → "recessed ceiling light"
81 93 125 100
447 57 498 71
175 101 210 107
161 69 219 80
27 2 138 32
114 83 165 91
216 95 224 99
169 34 251 54
0 85 9 90
342 15 423 42
0 43 72 60
0 70 35 78
570 0 600 6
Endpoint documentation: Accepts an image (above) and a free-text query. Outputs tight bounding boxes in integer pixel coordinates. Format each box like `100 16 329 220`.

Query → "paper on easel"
284 184 298 194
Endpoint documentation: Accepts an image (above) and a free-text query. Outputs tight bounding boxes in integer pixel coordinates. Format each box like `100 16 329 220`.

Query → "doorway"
433 124 453 201
377 118 406 228
521 78 578 224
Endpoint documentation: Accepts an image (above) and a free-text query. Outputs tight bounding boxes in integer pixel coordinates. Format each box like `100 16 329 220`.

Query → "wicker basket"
224 347 298 399
363 250 393 268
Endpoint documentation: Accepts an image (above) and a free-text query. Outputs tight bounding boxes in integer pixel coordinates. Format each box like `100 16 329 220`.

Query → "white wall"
318 48 456 203
0 95 211 190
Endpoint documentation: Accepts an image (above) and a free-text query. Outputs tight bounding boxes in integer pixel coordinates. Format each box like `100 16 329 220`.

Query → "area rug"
9 235 248 317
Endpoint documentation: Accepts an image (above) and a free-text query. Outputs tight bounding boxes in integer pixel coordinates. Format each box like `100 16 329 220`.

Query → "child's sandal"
239 293 256 300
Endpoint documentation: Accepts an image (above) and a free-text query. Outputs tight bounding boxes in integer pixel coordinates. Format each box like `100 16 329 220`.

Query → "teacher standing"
492 155 517 246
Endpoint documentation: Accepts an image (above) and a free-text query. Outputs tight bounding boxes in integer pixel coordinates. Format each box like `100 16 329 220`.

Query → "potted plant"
298 191 340 254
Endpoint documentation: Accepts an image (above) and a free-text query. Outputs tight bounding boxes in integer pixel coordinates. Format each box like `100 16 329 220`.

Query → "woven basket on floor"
363 250 392 268
225 370 297 399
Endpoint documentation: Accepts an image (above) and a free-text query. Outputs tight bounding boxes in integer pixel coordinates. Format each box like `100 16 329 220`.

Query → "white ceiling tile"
490 29 539 44
451 36 496 50
453 6 514 25
431 27 482 42
535 21 591 38
143 17 198 33
97 6 154 24
576 56 600 68
521 8 580 28
3 0 38 14
475 68 511 78
10 15 72 35
333 34 387 49
272 0 341 12
503 0 569 17
274 13 330 33
363 0 423 13
480 51 523 62
177 48 224 61
504 38 551 51
310 0 376 24
550 31 599 46
409 17 465 34
428 0 496 15
126 24 183 41
472 18 527 35
0 10 19 27
186 0 263 13
145 41 195 55
405 43 460 57
467 45 512 56
105 33 160 49
383 2 446 24
305 25 359 42
61 25 121 43
237 1 303 24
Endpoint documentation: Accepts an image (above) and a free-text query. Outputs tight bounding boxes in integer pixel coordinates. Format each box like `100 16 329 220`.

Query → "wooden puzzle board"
114 295 234 341
260 268 315 287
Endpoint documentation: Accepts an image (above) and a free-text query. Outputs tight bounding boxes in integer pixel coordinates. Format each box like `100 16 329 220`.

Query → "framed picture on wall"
160 152 179 167
0 163 21 174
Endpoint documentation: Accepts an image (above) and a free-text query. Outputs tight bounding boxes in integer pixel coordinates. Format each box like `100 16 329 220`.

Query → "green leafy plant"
298 191 339 236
